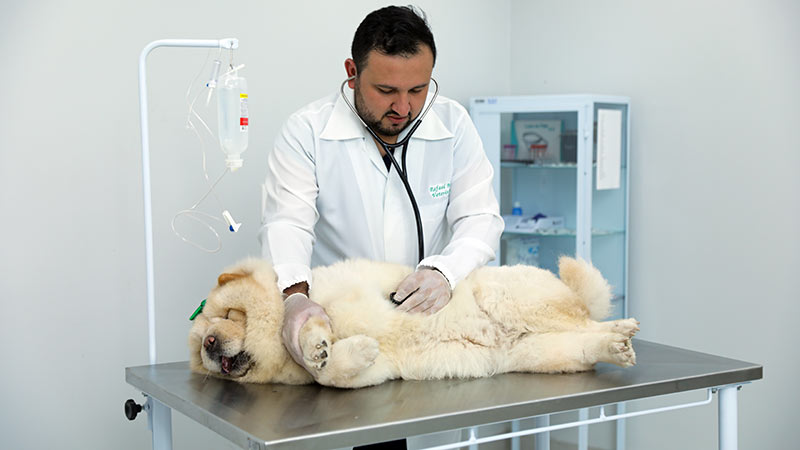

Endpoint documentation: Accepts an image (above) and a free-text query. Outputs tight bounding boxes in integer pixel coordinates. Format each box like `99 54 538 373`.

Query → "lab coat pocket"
420 199 449 254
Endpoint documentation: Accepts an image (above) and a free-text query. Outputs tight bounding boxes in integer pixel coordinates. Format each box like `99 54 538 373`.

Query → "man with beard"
260 6 503 416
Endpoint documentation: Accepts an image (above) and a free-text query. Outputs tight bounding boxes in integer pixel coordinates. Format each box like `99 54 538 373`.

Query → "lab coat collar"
320 87 453 142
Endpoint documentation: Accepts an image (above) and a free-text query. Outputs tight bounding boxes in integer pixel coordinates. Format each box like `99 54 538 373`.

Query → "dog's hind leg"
503 331 636 373
586 317 640 338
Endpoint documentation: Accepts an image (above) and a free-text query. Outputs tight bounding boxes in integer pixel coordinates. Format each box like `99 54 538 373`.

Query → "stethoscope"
340 76 440 264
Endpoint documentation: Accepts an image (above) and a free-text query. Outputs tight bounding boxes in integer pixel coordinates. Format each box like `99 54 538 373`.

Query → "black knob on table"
124 399 143 420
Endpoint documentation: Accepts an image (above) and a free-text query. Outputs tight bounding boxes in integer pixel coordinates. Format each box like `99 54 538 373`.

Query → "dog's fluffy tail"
558 256 612 320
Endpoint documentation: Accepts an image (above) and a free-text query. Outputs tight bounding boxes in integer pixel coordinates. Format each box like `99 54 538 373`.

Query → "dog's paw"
333 335 380 374
314 335 382 387
299 317 332 371
303 338 329 370
608 336 636 367
612 318 640 338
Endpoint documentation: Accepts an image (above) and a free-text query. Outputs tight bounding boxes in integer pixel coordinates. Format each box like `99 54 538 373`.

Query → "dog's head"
188 259 284 381
189 298 252 377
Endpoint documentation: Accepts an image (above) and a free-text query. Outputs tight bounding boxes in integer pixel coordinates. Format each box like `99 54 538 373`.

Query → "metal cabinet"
470 95 630 320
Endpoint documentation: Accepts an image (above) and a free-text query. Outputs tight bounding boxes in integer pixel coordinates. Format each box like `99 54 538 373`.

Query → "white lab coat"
260 88 503 292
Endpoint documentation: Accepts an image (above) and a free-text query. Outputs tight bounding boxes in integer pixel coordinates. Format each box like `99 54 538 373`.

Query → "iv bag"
217 70 248 170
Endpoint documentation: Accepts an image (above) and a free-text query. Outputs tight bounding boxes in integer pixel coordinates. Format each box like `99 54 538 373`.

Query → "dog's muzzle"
204 335 252 376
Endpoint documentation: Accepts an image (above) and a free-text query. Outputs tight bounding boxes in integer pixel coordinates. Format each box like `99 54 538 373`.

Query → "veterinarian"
260 4 502 377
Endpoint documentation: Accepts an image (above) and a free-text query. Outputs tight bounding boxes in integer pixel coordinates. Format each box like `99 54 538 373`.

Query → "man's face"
350 46 434 143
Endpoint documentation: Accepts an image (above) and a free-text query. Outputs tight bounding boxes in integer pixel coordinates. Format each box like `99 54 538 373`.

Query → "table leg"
534 415 550 450
718 386 738 450
616 404 626 450
146 396 173 450
578 408 589 450
511 420 520 450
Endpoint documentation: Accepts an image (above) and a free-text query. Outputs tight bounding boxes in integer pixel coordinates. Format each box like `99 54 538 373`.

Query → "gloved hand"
394 268 452 314
281 293 330 370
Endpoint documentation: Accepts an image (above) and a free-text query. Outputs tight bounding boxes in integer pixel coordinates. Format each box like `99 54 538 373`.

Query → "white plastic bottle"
217 70 248 170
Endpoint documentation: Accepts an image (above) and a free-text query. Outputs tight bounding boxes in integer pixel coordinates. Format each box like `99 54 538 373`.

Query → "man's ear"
218 272 247 286
344 58 358 88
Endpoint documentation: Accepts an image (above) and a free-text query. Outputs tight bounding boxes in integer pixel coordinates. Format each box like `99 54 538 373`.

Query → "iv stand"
132 38 239 450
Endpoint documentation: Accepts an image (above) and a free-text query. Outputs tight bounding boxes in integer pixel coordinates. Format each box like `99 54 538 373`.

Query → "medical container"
217 70 248 170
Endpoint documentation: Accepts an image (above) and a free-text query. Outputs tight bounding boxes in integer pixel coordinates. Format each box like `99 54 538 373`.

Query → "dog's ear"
218 272 247 286
226 308 246 323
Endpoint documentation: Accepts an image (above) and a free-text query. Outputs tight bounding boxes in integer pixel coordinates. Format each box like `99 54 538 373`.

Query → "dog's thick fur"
189 257 639 388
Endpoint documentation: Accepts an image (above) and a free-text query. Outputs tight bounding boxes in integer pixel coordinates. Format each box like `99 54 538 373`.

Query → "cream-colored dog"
188 257 639 388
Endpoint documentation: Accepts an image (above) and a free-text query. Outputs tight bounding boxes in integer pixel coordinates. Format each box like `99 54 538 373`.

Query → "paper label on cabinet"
597 109 622 190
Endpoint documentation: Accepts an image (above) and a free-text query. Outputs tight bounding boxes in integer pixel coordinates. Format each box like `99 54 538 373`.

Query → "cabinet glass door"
499 110 580 274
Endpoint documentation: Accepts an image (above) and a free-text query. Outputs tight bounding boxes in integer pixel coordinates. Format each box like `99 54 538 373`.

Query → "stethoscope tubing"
340 77 440 263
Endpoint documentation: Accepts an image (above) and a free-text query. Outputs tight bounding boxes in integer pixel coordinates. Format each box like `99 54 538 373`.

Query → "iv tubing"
138 38 238 366
170 168 230 253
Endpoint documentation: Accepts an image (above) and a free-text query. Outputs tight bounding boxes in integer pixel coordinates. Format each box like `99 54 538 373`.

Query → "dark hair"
351 5 437 72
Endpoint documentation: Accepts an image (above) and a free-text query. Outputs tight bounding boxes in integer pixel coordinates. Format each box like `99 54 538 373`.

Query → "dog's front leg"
298 316 333 371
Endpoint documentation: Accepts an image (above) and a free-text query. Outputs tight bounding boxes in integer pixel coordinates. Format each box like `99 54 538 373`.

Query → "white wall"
0 1 509 449
1 0 797 449
509 0 799 448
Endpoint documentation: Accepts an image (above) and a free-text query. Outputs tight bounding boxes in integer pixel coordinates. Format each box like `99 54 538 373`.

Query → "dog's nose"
204 336 217 351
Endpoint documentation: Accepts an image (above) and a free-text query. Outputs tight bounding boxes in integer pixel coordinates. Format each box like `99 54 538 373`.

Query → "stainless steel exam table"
125 339 762 450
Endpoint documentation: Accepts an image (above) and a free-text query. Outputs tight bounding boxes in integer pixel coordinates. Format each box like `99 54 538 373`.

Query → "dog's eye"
226 308 246 323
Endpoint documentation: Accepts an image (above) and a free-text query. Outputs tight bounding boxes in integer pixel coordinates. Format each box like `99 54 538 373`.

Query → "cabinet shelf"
501 161 578 168
500 161 628 170
502 229 624 238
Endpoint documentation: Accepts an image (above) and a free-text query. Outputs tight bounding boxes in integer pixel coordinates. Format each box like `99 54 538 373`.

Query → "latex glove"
394 268 452 315
281 293 330 370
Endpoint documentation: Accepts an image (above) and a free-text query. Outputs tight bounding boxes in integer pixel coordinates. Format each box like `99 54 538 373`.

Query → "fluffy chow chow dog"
189 257 639 388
